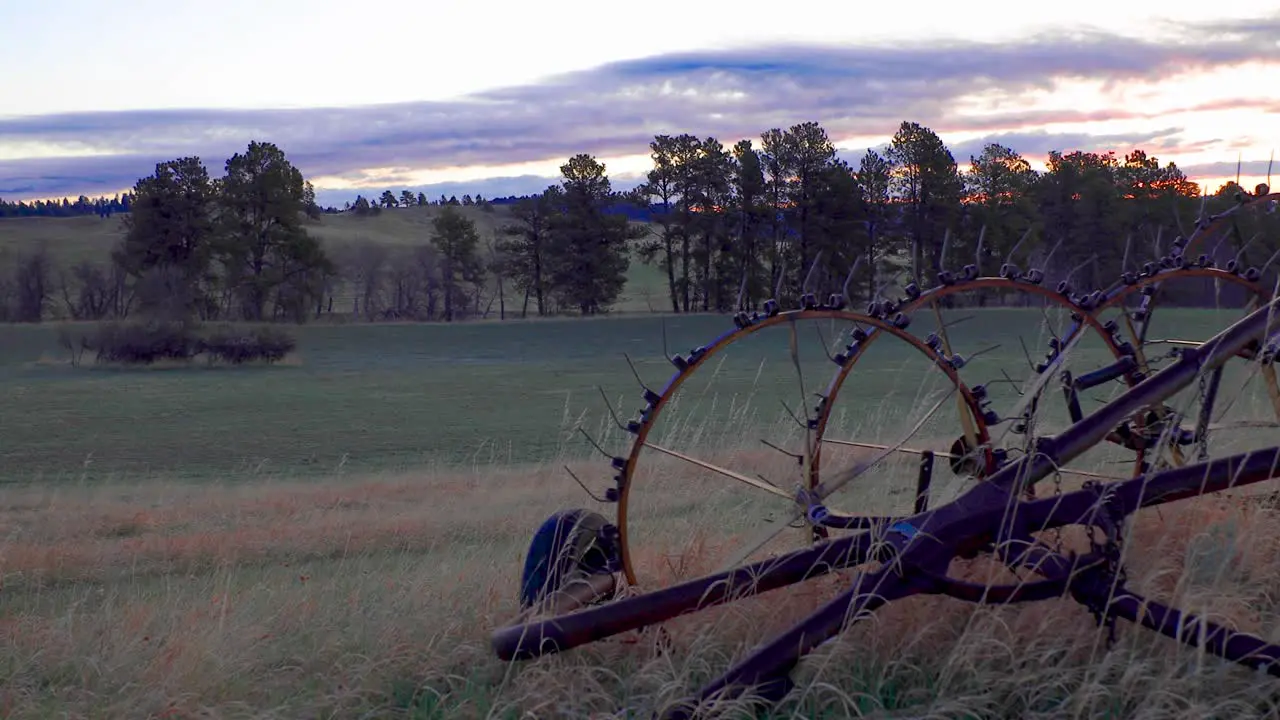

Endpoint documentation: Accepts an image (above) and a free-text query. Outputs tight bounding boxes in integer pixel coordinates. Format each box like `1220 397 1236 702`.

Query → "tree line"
0 141 333 324
1 119 1276 326
334 153 644 320
348 190 500 212
0 144 644 324
0 194 135 218
398 119 1274 319
607 120 1271 316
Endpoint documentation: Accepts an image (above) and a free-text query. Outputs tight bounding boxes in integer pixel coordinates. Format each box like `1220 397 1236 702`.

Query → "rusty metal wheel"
609 302 990 593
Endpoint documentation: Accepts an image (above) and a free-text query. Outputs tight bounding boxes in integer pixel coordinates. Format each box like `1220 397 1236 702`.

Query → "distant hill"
0 214 130 264
486 195 663 223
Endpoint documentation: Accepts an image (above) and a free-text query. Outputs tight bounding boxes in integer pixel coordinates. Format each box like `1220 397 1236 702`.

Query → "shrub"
87 320 197 364
80 321 297 366
197 324 297 365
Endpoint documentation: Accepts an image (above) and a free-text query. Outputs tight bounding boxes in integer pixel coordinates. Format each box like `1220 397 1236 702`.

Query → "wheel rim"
615 308 989 590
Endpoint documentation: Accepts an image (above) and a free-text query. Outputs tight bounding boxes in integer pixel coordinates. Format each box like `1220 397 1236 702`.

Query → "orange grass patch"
0 468 550 587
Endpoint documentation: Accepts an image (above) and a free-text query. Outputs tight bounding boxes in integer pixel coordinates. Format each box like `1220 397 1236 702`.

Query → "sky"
1 0 1278 207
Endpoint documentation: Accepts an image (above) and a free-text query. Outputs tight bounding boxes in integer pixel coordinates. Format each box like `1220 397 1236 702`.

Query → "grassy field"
4 306 1280 718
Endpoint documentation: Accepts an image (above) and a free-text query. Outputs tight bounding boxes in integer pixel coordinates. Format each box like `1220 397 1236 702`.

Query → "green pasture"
2 305 1269 485
3 304 1279 720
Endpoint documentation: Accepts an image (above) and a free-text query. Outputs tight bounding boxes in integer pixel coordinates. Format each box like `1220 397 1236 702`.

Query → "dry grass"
5 447 1280 719
0 465 575 719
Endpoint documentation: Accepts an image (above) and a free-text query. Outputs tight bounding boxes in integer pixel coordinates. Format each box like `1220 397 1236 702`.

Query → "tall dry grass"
4 446 1280 719
6 319 1280 718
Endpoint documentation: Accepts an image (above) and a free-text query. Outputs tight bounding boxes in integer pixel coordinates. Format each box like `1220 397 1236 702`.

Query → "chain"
1196 370 1212 461
1081 481 1127 649
1146 346 1186 368
1101 522 1126 648
1048 467 1066 555
1019 392 1041 501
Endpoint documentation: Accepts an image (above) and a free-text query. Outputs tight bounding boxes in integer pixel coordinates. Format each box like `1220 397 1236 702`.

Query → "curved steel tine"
1040 235 1066 273
622 352 653 395
1018 334 1036 371
779 400 809 430
874 268 904 302
1064 253 1097 285
564 465 610 503
841 255 864 302
597 386 630 433
1173 197 1190 238
813 322 838 363
1234 232 1262 265
773 256 788 302
760 438 804 465
1259 247 1280 277
1001 368 1026 396
801 250 825 298
1003 226 1033 267
716 386 958 574
577 427 614 460
1206 275 1280 424
1209 223 1233 260
974 224 987 274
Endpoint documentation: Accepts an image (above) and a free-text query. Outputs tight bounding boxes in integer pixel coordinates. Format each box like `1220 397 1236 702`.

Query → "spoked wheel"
1073 263 1280 477
1044 181 1280 480
614 305 989 595
816 273 1140 495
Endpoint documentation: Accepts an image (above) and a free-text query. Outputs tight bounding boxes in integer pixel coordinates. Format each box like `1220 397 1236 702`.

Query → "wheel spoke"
641 441 795 501
715 386 959 573
814 386 957 500
1120 308 1153 375
1265 369 1280 418
786 317 815 490
933 299 980 449
820 438 1126 482
1196 420 1280 432
1145 338 1203 348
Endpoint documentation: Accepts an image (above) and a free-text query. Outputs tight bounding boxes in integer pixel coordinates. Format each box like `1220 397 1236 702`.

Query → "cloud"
2 15 1278 200
0 153 160 198
1177 159 1279 181
943 128 1188 164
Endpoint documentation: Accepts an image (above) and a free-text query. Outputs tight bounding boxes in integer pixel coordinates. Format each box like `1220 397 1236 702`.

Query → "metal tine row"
569 190 1280 504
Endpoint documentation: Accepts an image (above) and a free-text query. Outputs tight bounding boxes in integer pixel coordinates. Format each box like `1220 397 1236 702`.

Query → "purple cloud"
943 128 1189 164
1 15 1277 201
1177 159 1279 181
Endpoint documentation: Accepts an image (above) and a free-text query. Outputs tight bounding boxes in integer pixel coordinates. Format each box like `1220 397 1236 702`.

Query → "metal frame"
493 294 1280 719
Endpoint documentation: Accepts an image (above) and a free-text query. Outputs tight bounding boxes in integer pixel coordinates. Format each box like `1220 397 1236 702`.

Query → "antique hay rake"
493 187 1280 718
